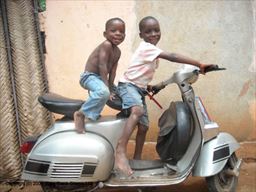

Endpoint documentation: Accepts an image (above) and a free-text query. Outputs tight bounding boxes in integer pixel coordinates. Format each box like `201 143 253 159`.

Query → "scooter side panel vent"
81 163 97 177
213 144 230 163
49 163 84 178
24 159 50 175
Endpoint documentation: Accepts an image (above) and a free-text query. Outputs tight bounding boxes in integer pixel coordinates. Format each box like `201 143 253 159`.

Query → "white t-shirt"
119 41 163 88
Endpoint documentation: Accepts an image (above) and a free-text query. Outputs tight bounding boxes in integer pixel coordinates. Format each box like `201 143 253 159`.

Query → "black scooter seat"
38 93 84 118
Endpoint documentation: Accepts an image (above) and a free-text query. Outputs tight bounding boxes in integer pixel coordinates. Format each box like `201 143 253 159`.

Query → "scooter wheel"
205 153 239 192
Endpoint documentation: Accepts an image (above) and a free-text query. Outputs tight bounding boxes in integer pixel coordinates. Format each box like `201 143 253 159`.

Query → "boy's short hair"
105 17 125 30
139 16 158 32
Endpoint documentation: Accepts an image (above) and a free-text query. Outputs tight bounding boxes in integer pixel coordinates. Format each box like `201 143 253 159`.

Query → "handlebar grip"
204 65 226 73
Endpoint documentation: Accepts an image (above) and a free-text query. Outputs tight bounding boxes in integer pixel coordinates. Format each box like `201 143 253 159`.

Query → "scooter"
20 65 242 192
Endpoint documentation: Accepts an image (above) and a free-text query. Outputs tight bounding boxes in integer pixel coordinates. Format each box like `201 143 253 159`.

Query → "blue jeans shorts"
117 82 149 127
79 71 110 121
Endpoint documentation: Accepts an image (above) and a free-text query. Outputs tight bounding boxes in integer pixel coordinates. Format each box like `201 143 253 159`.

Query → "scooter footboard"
21 131 114 182
192 132 240 177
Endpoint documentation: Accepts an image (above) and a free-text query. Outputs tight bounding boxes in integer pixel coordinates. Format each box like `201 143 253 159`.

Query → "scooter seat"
38 93 84 118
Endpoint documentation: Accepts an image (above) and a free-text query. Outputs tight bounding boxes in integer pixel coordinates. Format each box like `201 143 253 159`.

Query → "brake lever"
146 91 163 109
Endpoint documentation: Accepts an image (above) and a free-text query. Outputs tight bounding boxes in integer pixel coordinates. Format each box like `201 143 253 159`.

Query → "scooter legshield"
192 132 240 177
21 130 114 182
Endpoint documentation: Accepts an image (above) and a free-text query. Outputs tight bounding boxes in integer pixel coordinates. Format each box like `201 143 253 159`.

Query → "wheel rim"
216 153 238 190
217 170 234 188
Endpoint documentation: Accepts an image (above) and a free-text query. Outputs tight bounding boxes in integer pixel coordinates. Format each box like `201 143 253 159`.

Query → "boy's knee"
98 88 110 100
138 124 148 133
131 106 144 117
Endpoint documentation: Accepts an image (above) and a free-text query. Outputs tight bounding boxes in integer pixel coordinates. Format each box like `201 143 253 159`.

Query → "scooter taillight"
20 137 38 154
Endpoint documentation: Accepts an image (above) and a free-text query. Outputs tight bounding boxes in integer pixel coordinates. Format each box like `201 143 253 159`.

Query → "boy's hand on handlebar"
199 64 215 74
147 85 153 92
147 82 166 95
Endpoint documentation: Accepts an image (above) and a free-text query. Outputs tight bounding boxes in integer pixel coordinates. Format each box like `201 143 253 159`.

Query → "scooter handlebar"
149 65 226 96
201 64 226 73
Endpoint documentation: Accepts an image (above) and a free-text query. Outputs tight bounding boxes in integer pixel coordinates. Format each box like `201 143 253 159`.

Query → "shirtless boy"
74 17 125 133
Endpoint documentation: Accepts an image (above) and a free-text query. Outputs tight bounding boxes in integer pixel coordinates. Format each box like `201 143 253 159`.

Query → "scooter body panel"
21 116 126 182
192 132 240 177
20 67 241 191
105 166 191 187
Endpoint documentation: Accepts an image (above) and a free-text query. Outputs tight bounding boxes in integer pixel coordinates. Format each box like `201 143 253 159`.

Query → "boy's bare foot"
115 149 133 176
74 111 85 133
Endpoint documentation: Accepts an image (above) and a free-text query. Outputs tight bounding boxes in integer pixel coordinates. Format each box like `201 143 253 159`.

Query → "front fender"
193 132 240 177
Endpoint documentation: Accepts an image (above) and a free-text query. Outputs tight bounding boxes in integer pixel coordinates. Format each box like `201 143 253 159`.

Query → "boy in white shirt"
115 16 213 176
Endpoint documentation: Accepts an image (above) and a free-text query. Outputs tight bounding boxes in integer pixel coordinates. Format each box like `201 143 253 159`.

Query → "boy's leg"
115 105 144 176
115 83 145 176
74 111 86 133
133 123 148 160
74 74 110 133
81 75 109 120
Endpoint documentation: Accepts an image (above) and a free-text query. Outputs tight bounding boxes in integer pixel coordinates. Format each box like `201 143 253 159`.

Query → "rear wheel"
206 153 239 192
40 182 99 192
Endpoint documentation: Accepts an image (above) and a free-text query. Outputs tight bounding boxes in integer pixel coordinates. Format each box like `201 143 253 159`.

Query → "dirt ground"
0 142 255 192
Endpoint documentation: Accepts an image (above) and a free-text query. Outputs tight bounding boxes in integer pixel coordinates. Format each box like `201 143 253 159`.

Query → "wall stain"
238 79 254 98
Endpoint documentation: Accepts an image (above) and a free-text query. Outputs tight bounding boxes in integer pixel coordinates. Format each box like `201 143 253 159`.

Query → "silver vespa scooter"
20 65 242 192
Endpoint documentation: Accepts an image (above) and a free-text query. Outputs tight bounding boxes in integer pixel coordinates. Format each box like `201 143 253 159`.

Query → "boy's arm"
109 48 120 91
158 52 201 67
158 52 211 73
109 61 118 91
98 42 112 87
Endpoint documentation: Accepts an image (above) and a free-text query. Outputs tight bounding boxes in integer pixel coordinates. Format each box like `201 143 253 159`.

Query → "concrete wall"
40 0 255 142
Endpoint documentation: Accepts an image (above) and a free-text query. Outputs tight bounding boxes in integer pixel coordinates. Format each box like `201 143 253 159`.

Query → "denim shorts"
117 82 149 127
79 71 110 121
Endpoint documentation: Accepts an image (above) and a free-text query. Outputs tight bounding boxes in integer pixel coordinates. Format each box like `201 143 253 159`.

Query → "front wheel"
40 182 99 192
206 153 240 192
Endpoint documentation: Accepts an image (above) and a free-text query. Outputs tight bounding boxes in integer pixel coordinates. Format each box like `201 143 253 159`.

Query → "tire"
40 182 97 192
206 153 239 192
